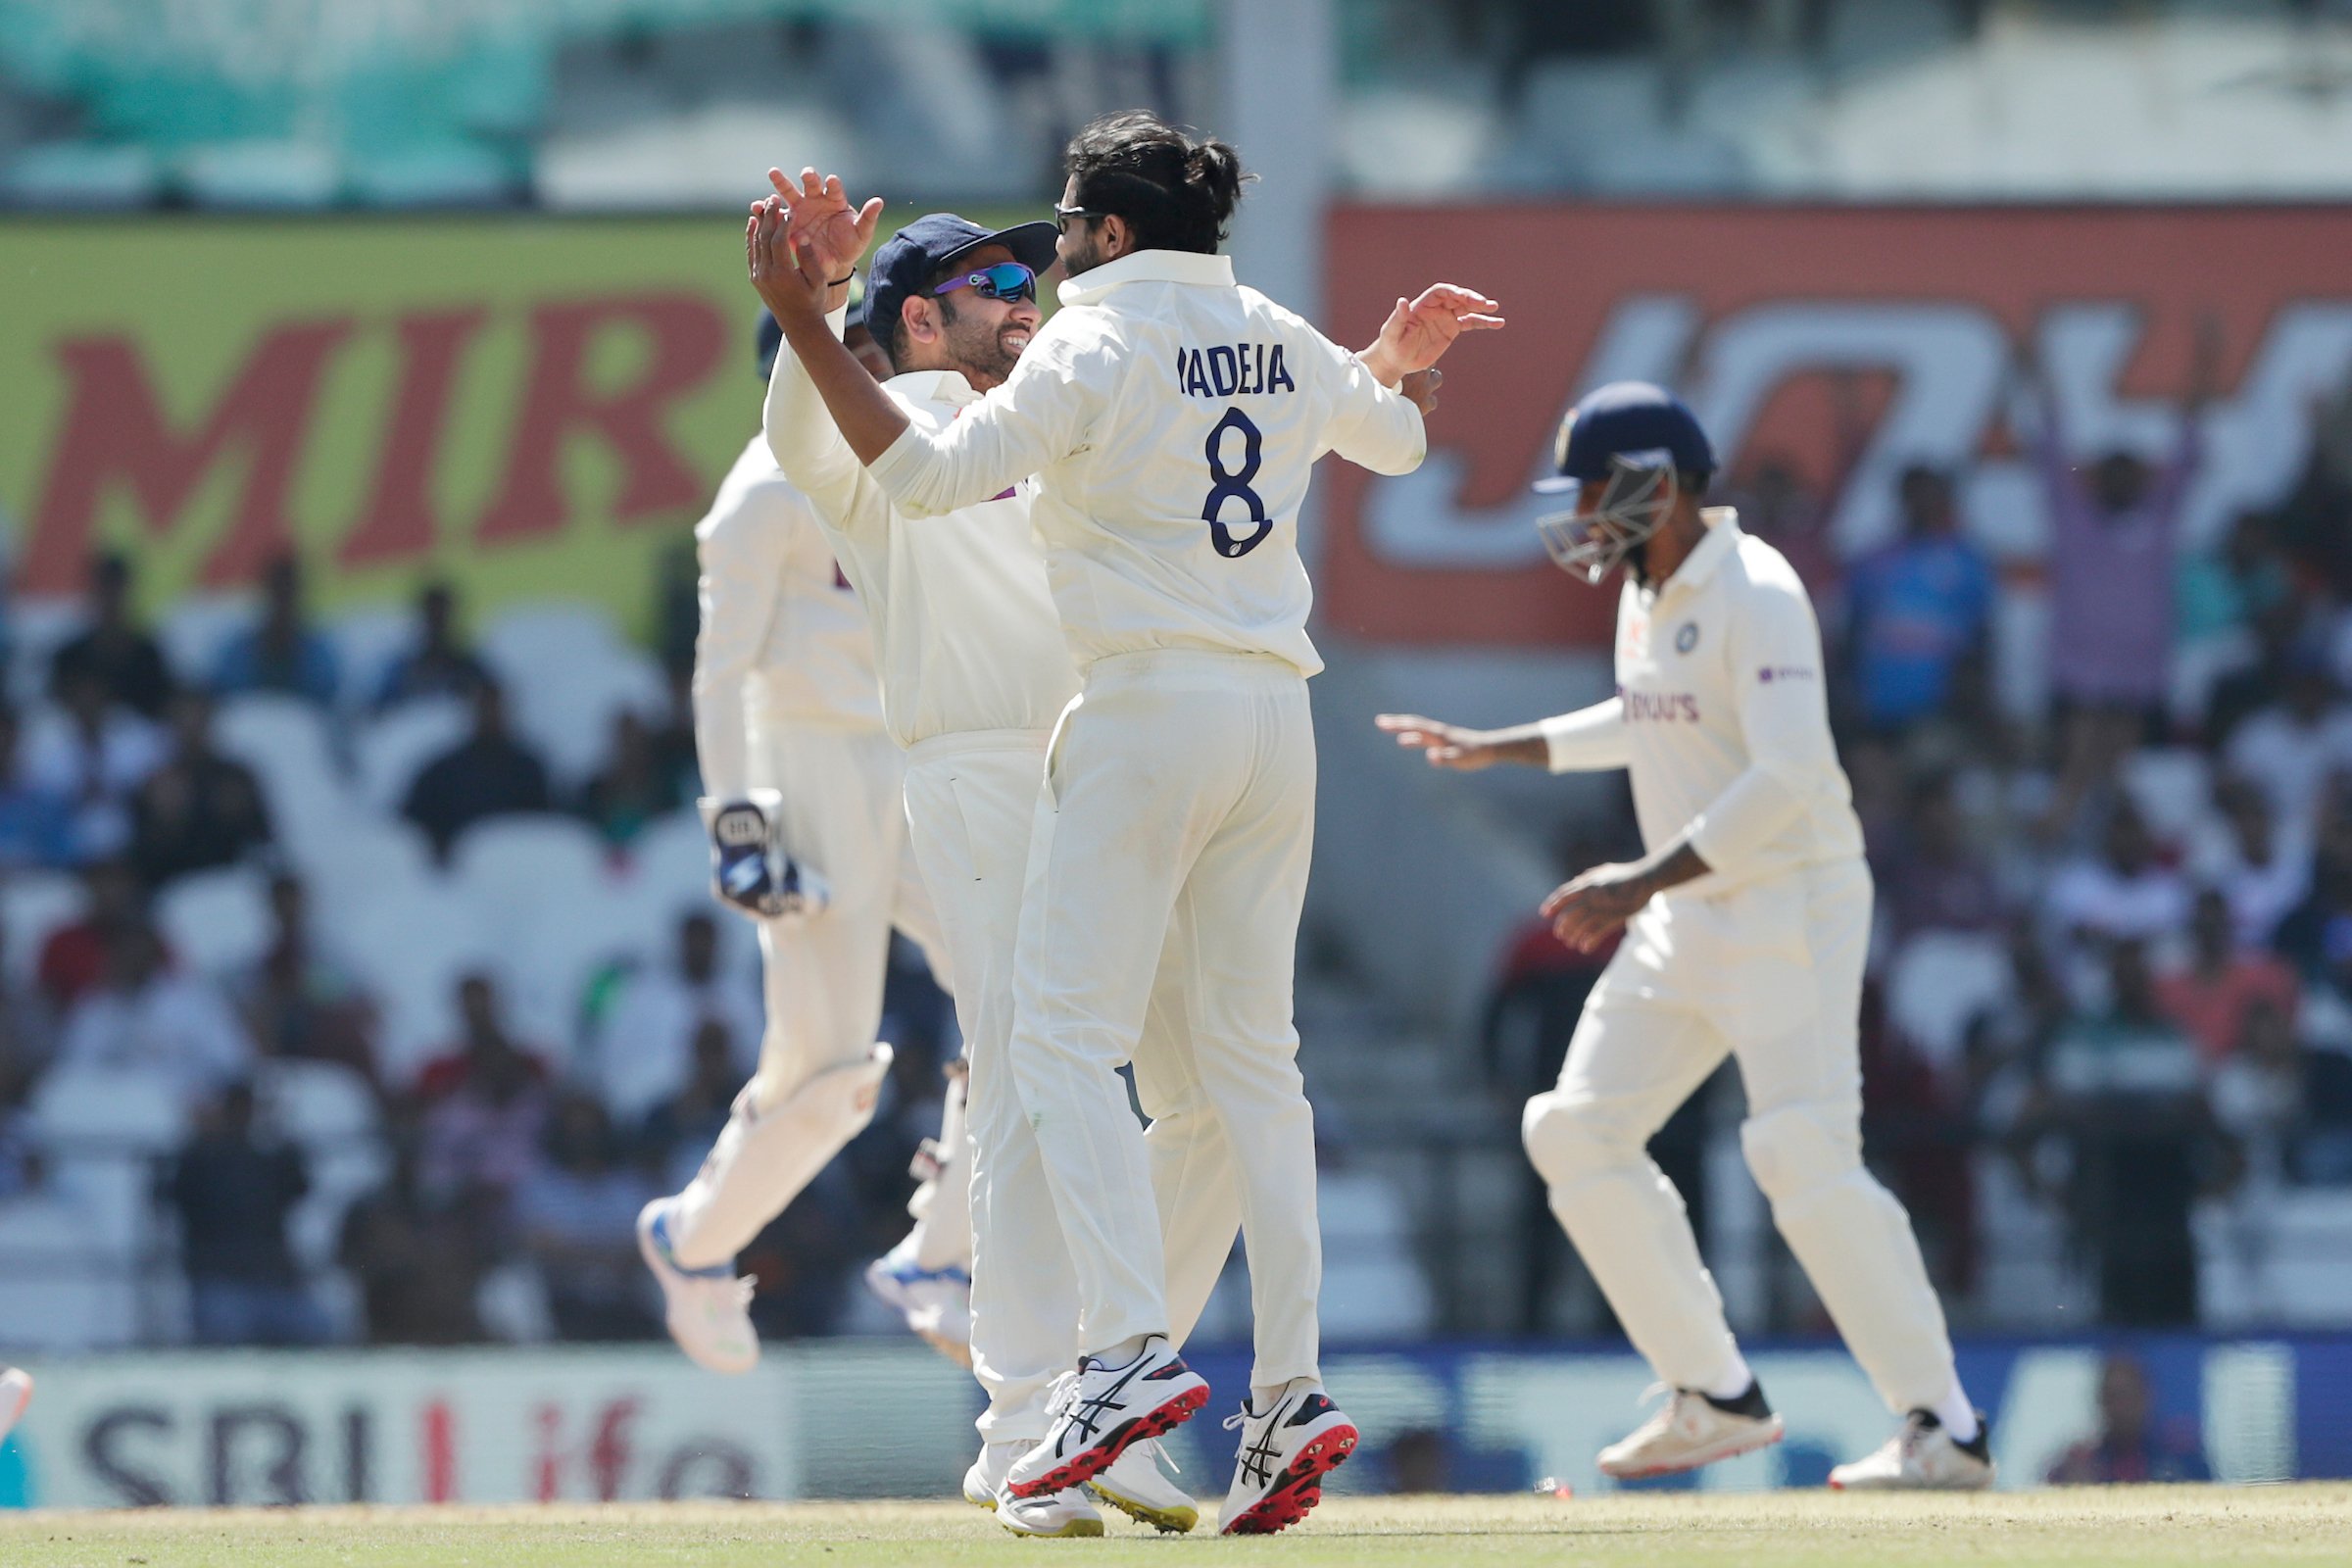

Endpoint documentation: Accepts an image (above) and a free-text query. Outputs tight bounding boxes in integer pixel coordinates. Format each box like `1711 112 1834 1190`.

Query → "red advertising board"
1318 204 2352 648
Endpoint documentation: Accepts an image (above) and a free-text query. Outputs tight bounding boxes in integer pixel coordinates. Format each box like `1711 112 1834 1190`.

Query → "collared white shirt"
692 436 885 801
1539 509 1865 896
862 248 1428 679
763 308 1079 747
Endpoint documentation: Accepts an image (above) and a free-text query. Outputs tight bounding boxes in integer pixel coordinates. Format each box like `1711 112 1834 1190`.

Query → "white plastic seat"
154 863 277 977
2123 749 2216 847
1886 930 2013 1068
157 592 260 689
213 693 355 846
480 603 667 786
328 879 498 1081
327 604 421 713
353 696 470 813
258 1057 380 1146
0 870 89 984
0 1196 143 1349
621 808 717 931
9 595 84 709
289 817 436 904
32 1063 188 1150
448 815 613 925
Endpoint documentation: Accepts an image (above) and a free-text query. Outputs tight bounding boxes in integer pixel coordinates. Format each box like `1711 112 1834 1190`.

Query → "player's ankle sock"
1931 1381 1981 1445
1699 1380 1774 1420
1250 1376 1319 1412
1093 1334 1152 1369
1698 1354 1758 1404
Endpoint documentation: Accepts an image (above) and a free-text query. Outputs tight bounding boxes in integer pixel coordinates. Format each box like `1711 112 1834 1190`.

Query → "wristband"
830 272 856 286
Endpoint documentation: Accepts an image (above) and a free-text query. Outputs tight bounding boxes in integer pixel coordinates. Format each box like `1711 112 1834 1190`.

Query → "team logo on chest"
1674 620 1699 655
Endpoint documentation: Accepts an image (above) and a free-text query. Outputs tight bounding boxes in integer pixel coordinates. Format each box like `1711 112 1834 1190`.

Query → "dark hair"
1064 111 1250 255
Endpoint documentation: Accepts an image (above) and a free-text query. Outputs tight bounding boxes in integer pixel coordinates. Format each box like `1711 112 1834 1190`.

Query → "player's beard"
941 295 1026 388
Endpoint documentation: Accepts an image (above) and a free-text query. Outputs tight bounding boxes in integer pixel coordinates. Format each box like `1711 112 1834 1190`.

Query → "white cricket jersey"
1538 510 1865 897
692 435 884 801
863 249 1428 679
761 306 1079 748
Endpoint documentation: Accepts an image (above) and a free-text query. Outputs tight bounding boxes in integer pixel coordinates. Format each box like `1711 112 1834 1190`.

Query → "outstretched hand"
745 167 882 322
1362 284 1504 386
767 167 882 287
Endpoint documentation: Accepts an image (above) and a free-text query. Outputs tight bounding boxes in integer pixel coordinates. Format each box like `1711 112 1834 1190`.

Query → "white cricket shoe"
862 1240 972 1369
636 1198 758 1375
1597 1384 1785 1481
1216 1386 1357 1536
961 1442 1102 1537
1004 1339 1209 1499
1830 1410 1994 1491
0 1367 30 1443
1089 1438 1200 1533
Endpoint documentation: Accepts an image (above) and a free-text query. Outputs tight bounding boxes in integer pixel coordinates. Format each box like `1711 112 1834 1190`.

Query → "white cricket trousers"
1520 858 1960 1415
1008 649 1322 1393
902 729 1244 1443
666 721 948 1271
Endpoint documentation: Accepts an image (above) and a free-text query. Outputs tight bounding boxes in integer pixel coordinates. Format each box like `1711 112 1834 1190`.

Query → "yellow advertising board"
0 213 1026 639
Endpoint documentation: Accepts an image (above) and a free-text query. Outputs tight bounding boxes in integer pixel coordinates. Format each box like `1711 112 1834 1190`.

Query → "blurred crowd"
1485 367 2352 1335
0 546 956 1348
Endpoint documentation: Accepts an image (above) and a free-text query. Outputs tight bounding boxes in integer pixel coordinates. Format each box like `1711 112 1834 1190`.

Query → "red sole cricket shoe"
1004 1365 1211 1499
1221 1428 1355 1535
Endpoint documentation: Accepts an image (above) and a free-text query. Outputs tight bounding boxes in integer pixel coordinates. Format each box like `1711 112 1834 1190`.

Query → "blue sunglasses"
931 262 1038 304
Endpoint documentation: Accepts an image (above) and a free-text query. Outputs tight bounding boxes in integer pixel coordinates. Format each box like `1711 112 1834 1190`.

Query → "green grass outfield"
2 1489 2347 1568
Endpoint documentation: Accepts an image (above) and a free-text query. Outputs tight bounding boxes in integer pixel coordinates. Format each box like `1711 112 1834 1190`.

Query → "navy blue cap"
754 286 869 381
864 213 1058 367
1535 381 1715 494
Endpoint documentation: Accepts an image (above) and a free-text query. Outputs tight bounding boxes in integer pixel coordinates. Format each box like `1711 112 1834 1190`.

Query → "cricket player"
635 299 961 1378
752 197 1247 1537
757 111 1499 1532
1378 382 1992 1492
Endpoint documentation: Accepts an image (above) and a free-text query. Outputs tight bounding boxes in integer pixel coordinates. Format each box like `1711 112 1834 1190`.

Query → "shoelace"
1043 1369 1081 1422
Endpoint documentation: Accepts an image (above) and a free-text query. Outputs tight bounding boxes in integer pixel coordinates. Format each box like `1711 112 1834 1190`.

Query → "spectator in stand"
591 910 760 1121
1879 773 2006 940
0 921 54 1128
573 709 682 850
2156 889 2300 1066
2277 377 2352 597
2044 1354 2213 1485
56 922 250 1102
640 1019 743 1190
337 1123 492 1345
2223 652 2352 835
2191 775 2313 950
127 692 272 888
0 706 76 870
373 580 491 711
212 554 340 707
2211 997 2311 1189
2022 318 2217 835
231 873 376 1080
2043 799 2190 957
37 857 153 1008
414 972 553 1205
514 1092 659 1341
2027 939 2237 1326
2176 510 2292 733
2277 784 2352 977
24 665 166 861
161 1081 329 1346
1842 465 1996 736
400 680 553 859
48 553 172 719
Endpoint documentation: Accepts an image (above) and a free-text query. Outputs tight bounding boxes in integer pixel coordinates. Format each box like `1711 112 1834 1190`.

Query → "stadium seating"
353 695 471 813
1885 930 2014 1069
153 864 276 977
